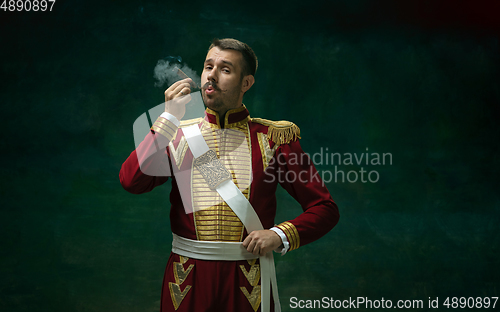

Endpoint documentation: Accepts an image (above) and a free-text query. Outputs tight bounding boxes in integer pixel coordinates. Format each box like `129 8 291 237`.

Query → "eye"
205 65 213 70
222 68 230 73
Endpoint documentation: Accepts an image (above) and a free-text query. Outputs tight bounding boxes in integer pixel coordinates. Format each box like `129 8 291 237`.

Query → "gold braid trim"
276 221 300 251
179 117 204 128
251 118 301 145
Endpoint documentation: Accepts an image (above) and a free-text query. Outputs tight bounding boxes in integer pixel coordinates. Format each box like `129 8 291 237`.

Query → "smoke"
153 57 201 88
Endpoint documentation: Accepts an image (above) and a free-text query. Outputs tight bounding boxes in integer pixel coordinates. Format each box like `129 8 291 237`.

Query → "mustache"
201 81 226 92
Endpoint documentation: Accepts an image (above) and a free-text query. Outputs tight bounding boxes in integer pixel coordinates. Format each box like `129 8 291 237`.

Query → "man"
120 38 339 312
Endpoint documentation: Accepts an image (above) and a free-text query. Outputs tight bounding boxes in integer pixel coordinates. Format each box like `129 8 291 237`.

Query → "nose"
207 67 218 82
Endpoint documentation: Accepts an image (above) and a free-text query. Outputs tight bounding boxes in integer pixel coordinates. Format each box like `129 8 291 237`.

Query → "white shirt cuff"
160 112 180 127
270 227 290 256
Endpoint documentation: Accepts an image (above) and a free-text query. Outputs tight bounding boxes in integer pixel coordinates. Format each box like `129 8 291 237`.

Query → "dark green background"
1 1 499 311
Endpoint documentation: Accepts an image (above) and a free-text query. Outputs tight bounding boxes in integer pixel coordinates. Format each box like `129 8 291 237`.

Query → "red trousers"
160 253 275 312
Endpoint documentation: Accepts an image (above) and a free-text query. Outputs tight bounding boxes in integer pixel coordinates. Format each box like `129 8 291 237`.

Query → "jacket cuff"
275 221 300 252
151 113 179 141
270 227 290 255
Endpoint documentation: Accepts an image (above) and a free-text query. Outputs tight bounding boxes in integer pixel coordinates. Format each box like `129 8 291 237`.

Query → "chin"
202 97 222 112
202 99 214 109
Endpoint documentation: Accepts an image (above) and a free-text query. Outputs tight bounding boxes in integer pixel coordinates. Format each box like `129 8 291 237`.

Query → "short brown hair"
208 38 258 77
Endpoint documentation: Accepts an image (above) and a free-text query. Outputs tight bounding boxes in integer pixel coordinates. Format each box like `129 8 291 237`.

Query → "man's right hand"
164 78 193 121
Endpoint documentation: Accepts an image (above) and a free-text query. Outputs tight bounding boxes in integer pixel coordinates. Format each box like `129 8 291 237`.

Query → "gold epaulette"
179 117 203 128
251 118 301 145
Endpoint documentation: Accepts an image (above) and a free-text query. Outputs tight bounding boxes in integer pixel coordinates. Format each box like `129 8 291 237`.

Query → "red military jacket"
120 105 339 252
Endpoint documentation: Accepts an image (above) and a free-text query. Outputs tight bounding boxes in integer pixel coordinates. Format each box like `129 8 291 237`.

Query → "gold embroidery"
153 120 176 136
169 283 191 310
196 234 242 241
191 108 252 242
151 124 175 140
257 132 279 171
195 205 238 212
195 225 243 231
279 223 297 250
247 259 257 266
240 286 261 312
196 229 243 236
169 136 188 169
216 141 248 148
169 256 194 310
194 215 242 222
205 107 222 128
224 105 248 126
240 260 261 311
239 264 260 286
194 149 232 190
252 118 301 145
195 207 238 214
192 198 221 204
173 262 194 285
286 222 300 250
205 105 250 129
179 117 203 127
227 118 251 129
156 118 178 133
195 219 243 225
277 221 300 251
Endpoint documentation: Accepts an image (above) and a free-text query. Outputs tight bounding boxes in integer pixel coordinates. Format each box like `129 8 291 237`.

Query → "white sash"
182 124 281 312
172 233 258 261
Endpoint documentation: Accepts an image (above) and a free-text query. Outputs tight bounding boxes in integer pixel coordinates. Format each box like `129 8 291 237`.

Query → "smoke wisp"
154 58 201 88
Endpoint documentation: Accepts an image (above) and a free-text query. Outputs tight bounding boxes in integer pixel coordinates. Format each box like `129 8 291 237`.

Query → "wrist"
270 227 290 255
160 112 180 127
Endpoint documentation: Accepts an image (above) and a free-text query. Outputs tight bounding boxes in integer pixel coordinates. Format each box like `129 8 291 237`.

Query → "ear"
241 75 255 93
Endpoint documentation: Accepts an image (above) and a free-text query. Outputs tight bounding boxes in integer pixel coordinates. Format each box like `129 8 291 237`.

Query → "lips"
202 82 220 95
205 85 216 95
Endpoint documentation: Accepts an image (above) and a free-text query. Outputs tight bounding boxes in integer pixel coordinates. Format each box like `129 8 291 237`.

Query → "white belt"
181 124 281 312
172 233 258 261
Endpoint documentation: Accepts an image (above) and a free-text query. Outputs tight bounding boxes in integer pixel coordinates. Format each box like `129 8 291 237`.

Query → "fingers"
242 234 252 248
169 78 192 90
164 78 193 101
164 93 190 120
173 84 191 98
243 231 258 255
249 242 259 256
169 93 191 106
163 78 193 120
165 84 190 101
244 231 272 256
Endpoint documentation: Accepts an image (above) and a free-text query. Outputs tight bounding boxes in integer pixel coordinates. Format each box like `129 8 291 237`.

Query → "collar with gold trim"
204 105 250 129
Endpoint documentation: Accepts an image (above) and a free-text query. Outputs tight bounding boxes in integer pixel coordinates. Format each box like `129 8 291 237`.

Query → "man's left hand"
242 230 282 256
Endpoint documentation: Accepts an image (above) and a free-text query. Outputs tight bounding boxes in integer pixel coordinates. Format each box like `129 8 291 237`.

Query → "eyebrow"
204 58 234 67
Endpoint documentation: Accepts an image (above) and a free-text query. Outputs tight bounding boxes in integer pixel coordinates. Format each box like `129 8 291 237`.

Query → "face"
201 47 253 115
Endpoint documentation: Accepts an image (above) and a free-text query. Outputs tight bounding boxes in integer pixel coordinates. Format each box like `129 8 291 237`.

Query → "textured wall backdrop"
1 0 499 311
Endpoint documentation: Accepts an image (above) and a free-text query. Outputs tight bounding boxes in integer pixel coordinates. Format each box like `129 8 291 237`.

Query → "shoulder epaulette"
180 117 203 128
251 118 301 145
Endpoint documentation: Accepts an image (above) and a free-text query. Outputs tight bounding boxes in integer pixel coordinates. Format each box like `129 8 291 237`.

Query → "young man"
120 38 339 312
